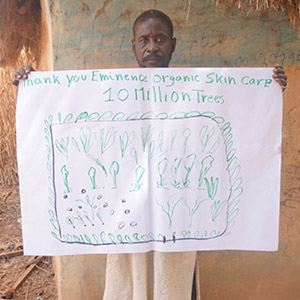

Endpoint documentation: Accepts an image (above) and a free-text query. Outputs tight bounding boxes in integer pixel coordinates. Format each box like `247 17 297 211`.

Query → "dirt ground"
0 185 57 300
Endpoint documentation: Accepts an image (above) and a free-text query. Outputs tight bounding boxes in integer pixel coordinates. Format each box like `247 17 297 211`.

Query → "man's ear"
171 37 176 53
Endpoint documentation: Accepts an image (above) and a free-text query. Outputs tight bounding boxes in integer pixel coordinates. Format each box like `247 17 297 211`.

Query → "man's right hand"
11 66 35 86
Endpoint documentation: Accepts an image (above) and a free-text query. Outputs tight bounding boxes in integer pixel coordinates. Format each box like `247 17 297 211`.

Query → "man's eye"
156 37 165 43
139 38 148 44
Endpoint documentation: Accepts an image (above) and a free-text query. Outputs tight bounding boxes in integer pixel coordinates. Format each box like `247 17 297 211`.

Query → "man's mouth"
142 54 163 63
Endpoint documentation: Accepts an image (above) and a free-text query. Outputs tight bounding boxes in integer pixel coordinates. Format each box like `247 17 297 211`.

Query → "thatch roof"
0 0 41 67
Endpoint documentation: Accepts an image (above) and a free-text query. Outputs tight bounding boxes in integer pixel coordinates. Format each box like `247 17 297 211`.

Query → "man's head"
132 9 176 68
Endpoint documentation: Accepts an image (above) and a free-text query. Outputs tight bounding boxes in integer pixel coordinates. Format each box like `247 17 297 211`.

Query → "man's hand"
11 66 34 86
273 64 287 92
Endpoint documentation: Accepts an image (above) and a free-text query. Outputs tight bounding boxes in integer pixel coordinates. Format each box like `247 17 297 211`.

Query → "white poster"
16 68 282 255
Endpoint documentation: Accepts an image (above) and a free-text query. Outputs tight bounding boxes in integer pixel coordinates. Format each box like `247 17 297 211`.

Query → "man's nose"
147 39 159 53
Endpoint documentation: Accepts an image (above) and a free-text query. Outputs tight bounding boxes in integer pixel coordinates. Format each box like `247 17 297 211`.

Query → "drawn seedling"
80 127 96 153
130 165 145 191
96 207 104 225
171 158 182 189
198 155 214 188
148 140 156 164
199 125 215 153
158 131 164 152
183 128 191 153
183 154 197 188
205 176 219 200
88 167 97 189
86 153 107 177
170 129 177 151
61 165 71 193
100 127 116 154
130 147 138 165
119 131 135 158
55 137 69 159
157 158 168 188
109 161 120 189
76 194 96 220
141 124 154 152
211 200 227 222
155 193 183 228
208 135 220 154
184 196 209 227
72 137 81 152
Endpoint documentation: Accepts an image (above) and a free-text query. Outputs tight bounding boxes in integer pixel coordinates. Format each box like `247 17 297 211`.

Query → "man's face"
132 17 176 68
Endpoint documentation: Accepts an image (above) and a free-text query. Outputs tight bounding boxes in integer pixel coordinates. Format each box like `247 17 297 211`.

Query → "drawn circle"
66 207 72 212
103 202 108 208
121 199 126 203
97 194 102 200
93 205 97 209
130 221 137 227
110 209 115 215
124 209 130 214
118 221 125 230
63 195 68 199
78 206 82 209
81 189 86 194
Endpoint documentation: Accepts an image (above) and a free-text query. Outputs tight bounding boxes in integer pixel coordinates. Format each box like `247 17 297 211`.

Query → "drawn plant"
183 154 197 188
130 147 138 165
148 140 156 163
205 176 219 200
156 193 183 228
170 129 177 151
76 195 96 219
141 124 154 152
110 161 120 189
130 165 145 192
72 137 81 152
157 158 168 188
55 137 69 159
80 127 96 153
183 128 191 153
100 127 116 154
211 200 227 222
61 165 70 193
198 155 214 188
199 125 215 153
96 207 104 225
158 131 164 152
86 153 107 177
88 167 97 189
208 135 220 154
171 158 182 189
119 131 135 158
184 196 209 227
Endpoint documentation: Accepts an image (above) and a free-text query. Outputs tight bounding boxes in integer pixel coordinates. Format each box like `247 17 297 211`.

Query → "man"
13 9 287 300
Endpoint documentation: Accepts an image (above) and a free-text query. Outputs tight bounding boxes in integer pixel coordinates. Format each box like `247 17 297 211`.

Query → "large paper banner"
16 68 282 255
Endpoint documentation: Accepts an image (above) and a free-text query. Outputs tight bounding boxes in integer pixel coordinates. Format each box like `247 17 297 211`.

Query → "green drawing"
183 128 191 153
141 124 154 152
205 176 219 200
148 140 156 164
71 137 81 152
130 147 138 165
211 200 227 222
198 155 214 188
157 158 168 188
55 137 69 159
183 153 197 188
171 158 182 189
86 153 107 177
88 167 97 189
119 131 135 158
170 129 177 151
130 165 145 191
96 208 104 225
156 193 183 228
61 165 70 193
158 131 164 152
109 161 120 189
100 127 116 154
208 136 220 154
80 127 96 153
199 125 215 152
184 197 209 227
76 195 95 219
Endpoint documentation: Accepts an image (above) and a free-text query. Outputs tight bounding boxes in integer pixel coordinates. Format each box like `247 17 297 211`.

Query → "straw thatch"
0 0 41 68
214 0 300 28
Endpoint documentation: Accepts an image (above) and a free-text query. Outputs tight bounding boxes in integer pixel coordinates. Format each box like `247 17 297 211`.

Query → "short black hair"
133 9 174 37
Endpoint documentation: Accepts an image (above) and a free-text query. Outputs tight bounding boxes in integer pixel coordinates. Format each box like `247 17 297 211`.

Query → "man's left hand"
273 64 287 92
